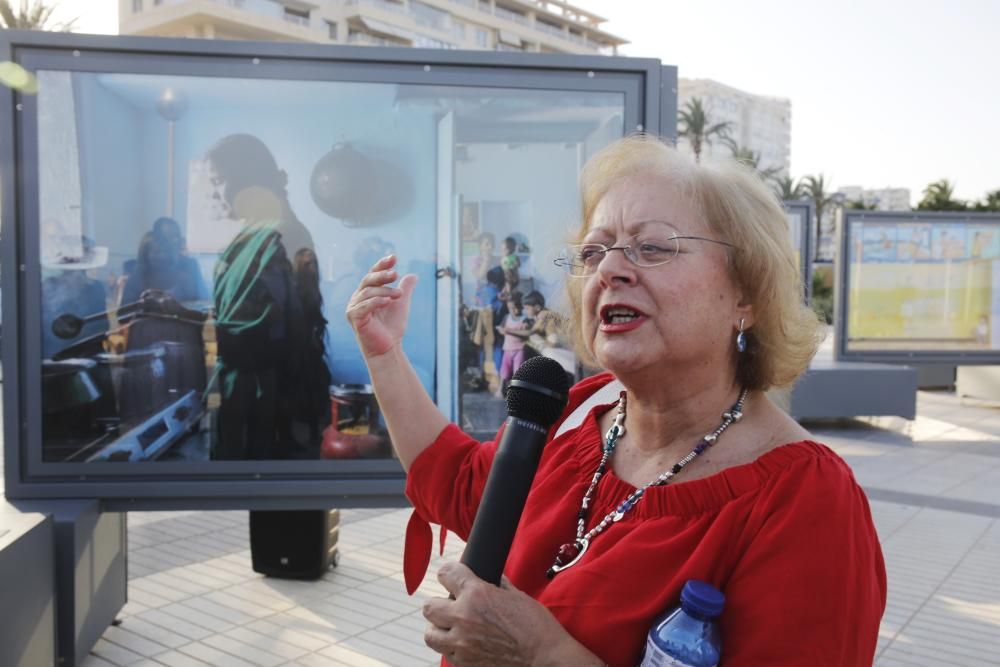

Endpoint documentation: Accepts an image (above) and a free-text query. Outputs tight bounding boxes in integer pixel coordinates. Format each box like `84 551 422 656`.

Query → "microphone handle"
460 415 549 586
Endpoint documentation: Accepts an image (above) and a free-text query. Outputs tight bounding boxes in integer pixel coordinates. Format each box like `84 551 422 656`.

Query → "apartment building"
119 0 627 55
677 78 791 176
838 186 912 211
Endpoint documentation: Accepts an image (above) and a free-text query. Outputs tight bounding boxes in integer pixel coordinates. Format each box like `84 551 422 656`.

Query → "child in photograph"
500 235 520 273
522 290 561 352
496 290 527 396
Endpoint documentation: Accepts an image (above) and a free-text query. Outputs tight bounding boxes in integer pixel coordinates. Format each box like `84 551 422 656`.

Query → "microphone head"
506 356 571 428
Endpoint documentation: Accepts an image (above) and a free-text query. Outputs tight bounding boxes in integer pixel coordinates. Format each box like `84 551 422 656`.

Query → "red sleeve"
720 452 887 666
406 423 499 541
400 372 616 594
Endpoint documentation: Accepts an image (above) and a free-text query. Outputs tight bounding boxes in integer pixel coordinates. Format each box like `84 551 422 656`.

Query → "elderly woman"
347 135 886 666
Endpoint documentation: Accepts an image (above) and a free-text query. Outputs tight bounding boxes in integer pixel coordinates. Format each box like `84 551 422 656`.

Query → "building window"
283 6 310 27
327 20 338 40
474 27 490 48
410 0 450 31
132 0 143 12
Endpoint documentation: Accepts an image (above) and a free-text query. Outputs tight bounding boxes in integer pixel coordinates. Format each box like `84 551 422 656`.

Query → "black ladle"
52 298 147 340
52 311 107 339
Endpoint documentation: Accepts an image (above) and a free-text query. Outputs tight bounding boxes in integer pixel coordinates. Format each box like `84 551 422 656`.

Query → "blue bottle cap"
680 580 725 618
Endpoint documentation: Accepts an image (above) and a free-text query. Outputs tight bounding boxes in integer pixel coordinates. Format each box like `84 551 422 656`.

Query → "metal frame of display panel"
835 210 1000 364
782 199 813 303
1 30 674 507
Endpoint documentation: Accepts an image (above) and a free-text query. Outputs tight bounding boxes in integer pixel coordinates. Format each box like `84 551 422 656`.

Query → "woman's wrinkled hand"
422 562 600 667
345 254 417 359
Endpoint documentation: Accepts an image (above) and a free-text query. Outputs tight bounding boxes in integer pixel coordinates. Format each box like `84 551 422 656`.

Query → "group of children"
468 231 567 396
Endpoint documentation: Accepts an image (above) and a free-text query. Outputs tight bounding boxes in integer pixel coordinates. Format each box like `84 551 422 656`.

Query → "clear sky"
582 0 999 204
51 0 999 203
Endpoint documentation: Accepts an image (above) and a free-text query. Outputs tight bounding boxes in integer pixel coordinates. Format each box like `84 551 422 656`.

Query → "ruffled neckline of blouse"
560 396 832 518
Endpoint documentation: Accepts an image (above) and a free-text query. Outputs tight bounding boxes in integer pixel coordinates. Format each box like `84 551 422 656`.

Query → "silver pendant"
548 538 590 575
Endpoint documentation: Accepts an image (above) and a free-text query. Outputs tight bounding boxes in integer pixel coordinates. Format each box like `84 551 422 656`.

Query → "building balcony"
465 0 623 52
345 0 410 17
346 30 408 46
534 20 566 39
124 0 329 41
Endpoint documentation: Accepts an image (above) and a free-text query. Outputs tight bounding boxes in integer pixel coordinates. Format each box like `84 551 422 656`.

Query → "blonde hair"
566 134 821 391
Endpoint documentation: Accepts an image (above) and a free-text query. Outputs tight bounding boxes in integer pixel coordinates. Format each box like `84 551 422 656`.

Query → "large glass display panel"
33 68 625 462
844 216 1000 354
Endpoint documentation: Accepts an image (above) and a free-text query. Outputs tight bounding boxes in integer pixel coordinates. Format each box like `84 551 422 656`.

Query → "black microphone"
460 356 570 585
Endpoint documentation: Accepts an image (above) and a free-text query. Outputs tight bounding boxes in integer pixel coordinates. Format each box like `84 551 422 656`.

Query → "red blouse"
405 372 887 666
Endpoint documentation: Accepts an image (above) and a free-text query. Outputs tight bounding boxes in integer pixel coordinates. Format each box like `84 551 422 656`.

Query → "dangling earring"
736 318 747 353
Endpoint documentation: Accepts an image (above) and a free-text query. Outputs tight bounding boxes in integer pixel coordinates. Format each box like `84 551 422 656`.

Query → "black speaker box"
249 509 340 579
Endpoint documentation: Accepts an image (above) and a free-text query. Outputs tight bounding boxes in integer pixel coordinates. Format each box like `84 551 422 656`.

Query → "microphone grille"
506 356 571 428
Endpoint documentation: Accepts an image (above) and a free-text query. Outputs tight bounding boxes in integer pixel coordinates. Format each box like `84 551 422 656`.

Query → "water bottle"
638 580 725 667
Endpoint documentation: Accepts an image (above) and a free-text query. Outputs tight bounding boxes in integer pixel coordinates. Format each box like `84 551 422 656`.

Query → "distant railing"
494 5 529 26
534 20 565 38
346 0 408 16
346 32 407 46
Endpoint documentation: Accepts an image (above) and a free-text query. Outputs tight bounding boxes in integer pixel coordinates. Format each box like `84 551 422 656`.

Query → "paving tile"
294 654 363 667
157 602 236 635
201 634 287 667
244 618 332 652
177 642 262 667
316 641 404 667
114 616 191 650
81 655 119 667
126 587 174 610
355 627 434 662
101 624 172 658
180 595 261 625
89 637 148 665
133 609 217 642
258 609 352 644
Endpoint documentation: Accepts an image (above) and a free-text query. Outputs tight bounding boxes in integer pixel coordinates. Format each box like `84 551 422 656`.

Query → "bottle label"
638 636 701 667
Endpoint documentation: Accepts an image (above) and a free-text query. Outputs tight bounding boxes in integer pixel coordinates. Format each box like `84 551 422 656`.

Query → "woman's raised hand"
346 255 418 359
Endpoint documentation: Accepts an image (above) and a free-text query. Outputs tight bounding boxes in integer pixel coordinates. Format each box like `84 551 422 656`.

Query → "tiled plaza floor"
5 380 1000 666
62 388 1000 667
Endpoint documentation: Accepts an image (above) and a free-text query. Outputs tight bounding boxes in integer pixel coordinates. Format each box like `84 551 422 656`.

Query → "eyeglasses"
553 224 736 277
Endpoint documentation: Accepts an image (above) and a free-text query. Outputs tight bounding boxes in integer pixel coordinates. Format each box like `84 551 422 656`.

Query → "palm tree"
0 0 76 31
724 139 782 183
801 175 835 260
774 175 804 200
972 189 1000 212
917 179 966 211
678 98 731 163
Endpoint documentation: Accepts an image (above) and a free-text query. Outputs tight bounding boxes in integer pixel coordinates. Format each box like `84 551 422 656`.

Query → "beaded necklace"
546 388 749 578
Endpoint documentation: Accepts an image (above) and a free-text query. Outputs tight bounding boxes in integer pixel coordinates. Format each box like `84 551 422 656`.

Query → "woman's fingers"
398 272 418 294
349 284 402 306
368 253 397 273
358 267 399 290
423 624 451 656
422 596 456 629
436 561 476 598
346 294 392 321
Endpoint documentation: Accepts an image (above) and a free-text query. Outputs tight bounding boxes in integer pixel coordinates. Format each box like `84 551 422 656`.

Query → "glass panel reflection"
34 69 625 462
